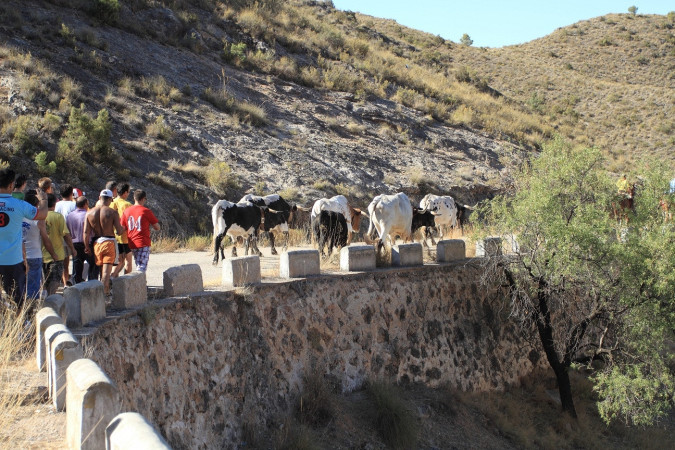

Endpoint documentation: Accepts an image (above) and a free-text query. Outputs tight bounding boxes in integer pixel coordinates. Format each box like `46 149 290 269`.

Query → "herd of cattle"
211 193 473 264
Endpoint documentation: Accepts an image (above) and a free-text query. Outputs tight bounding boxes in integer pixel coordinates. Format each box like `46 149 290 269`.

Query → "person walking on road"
0 169 48 308
84 190 124 298
121 190 160 273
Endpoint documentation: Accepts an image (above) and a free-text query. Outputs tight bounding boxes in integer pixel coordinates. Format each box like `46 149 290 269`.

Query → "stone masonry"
83 262 544 449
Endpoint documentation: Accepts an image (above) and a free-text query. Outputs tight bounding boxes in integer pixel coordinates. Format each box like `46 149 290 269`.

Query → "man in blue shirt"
0 168 48 308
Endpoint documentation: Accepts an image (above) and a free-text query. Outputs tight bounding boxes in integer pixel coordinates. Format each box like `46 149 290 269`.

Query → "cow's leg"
231 244 238 257
283 231 290 251
318 227 328 258
269 231 278 256
213 233 224 265
428 227 437 245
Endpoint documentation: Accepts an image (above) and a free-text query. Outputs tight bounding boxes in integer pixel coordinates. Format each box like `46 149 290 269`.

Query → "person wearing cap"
111 183 133 277
121 190 160 273
84 189 124 297
41 193 76 296
0 168 48 308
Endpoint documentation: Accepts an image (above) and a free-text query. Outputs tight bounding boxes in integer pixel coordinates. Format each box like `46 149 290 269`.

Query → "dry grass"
152 234 211 253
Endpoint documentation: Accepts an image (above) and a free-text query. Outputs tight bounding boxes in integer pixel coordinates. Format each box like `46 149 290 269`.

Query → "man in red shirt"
121 190 160 272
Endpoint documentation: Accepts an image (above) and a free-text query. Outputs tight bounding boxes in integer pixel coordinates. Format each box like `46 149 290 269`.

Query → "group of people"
0 168 160 310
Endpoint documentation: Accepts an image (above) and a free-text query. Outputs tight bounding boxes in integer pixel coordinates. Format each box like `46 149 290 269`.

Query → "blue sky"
331 1 674 47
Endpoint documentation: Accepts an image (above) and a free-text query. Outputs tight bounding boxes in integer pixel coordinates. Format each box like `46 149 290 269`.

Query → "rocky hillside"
0 0 671 235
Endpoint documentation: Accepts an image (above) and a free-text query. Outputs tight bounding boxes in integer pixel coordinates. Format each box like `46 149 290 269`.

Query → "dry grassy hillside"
0 1 671 236
449 13 675 168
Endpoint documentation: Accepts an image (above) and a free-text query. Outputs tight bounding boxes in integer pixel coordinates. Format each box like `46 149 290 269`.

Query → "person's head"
0 168 15 190
61 184 74 200
47 193 57 209
13 174 27 191
24 190 38 207
118 183 130 199
105 181 118 197
99 189 114 206
133 189 147 205
38 177 53 193
621 174 627 179
75 196 88 209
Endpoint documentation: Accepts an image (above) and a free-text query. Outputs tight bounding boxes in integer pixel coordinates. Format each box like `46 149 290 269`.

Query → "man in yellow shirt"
616 174 631 196
41 194 76 295
111 183 133 277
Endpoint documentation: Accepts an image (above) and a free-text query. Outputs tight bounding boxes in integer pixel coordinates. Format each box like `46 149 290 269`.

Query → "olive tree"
476 137 675 423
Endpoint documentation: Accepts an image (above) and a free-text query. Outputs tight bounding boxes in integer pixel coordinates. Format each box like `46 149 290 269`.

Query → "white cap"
100 189 114 198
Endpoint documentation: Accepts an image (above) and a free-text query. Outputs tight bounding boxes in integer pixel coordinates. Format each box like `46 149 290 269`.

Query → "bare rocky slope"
0 0 524 235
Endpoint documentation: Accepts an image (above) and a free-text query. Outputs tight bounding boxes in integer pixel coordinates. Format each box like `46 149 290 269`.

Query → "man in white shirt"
54 185 76 286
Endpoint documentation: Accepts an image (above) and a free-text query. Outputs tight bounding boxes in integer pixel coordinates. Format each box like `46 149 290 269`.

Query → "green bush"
222 42 247 64
57 105 112 171
90 0 120 24
7 115 41 155
34 151 56 175
460 33 473 46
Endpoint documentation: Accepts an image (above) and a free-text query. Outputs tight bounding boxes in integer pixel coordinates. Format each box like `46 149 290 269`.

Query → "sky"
331 0 674 48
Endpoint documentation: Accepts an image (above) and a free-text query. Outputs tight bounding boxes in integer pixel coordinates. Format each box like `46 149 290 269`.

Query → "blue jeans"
26 257 43 301
0 262 26 308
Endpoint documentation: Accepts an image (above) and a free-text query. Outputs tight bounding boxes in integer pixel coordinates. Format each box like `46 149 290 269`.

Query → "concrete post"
63 280 106 328
45 323 69 399
391 243 423 267
66 358 120 450
111 271 147 309
476 237 503 257
436 239 466 262
339 245 376 272
36 307 62 372
51 331 83 411
106 412 170 450
44 293 67 319
222 256 261 287
280 250 320 278
163 264 203 296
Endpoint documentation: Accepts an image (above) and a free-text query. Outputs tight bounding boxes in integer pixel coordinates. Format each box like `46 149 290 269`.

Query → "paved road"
143 245 324 288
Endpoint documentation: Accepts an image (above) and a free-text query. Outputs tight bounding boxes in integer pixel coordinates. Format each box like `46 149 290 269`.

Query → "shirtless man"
84 189 124 297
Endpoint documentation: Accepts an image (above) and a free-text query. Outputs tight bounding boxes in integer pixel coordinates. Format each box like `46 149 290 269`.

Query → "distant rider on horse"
616 174 631 198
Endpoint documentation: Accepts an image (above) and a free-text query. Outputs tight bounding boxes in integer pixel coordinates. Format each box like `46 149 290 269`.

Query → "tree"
460 33 473 46
476 137 675 423
628 5 638 15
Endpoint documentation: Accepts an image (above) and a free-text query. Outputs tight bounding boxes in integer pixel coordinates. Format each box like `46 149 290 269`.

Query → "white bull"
311 195 366 243
420 194 458 239
366 193 413 250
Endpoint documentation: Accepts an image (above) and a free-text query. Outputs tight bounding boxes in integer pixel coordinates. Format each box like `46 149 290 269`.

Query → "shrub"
297 368 335 427
90 0 120 24
6 115 41 155
146 115 173 140
234 101 267 126
34 151 56 175
205 159 239 194
460 33 473 46
57 105 112 170
628 5 637 16
201 87 234 112
367 381 417 449
222 42 247 64
598 37 613 46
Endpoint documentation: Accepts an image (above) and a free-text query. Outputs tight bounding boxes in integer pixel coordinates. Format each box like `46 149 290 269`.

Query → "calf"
239 194 297 254
311 195 366 244
312 210 348 257
411 207 436 247
212 200 263 265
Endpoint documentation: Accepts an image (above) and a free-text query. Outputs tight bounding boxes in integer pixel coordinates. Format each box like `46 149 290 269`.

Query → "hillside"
0 0 672 236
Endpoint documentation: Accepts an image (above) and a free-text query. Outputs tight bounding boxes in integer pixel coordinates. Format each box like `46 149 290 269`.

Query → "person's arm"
64 233 76 256
33 189 48 220
113 212 125 236
151 222 160 231
83 217 92 255
39 220 58 261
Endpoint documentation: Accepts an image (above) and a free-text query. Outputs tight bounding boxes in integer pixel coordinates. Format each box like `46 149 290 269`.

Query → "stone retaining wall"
82 261 544 449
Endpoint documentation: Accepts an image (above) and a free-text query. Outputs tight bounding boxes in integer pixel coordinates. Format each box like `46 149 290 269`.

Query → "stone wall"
82 261 543 449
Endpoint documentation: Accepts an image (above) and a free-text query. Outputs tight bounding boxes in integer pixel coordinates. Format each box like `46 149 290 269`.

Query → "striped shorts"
131 246 151 272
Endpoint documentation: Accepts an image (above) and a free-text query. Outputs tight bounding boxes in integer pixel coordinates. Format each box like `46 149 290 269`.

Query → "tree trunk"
535 287 578 418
